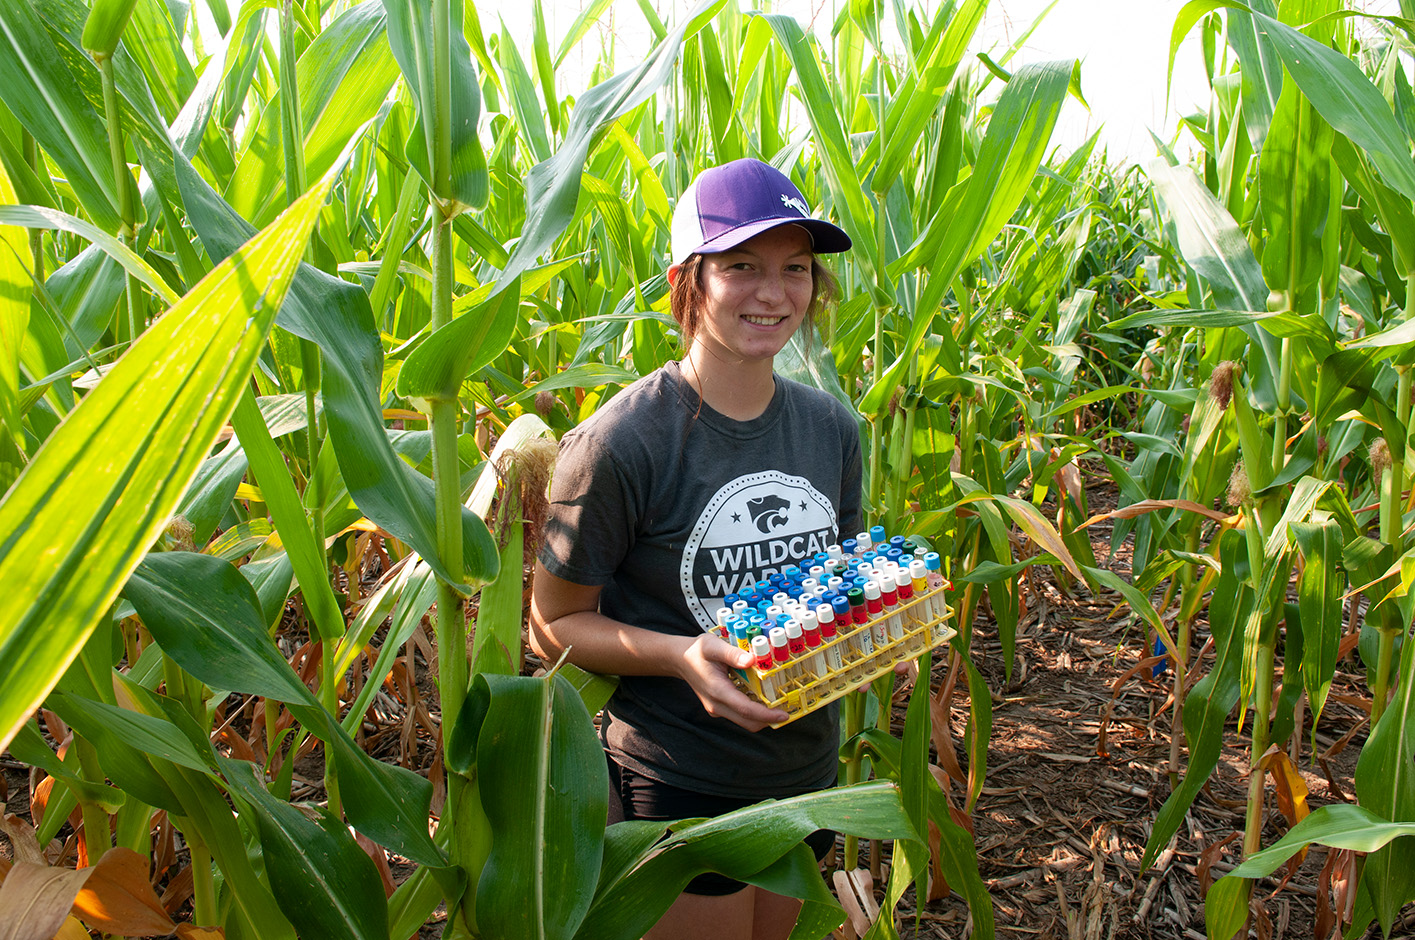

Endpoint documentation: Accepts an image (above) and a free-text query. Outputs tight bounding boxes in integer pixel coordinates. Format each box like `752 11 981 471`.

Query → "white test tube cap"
800 609 818 632
772 591 790 606
716 607 734 626
784 620 803 640
910 559 928 579
766 605 784 620
863 580 882 600
827 544 843 560
732 600 749 614
751 634 772 657
768 626 788 648
855 531 872 550
815 603 835 624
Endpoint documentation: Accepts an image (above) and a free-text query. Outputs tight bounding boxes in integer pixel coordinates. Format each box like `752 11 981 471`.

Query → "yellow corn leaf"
1260 745 1311 865
54 915 89 940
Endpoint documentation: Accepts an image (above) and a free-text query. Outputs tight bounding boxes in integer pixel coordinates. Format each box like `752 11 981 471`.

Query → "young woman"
530 158 860 940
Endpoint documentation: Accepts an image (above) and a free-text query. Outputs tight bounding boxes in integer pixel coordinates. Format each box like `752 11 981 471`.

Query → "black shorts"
605 752 836 896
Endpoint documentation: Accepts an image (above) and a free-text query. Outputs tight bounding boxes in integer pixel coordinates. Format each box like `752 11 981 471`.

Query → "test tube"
751 634 779 702
844 586 871 657
816 603 845 676
800 610 826 680
768 626 791 684
864 581 888 653
880 573 904 643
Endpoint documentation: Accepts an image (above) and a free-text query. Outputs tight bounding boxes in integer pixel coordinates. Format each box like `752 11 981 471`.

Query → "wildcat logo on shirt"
746 494 791 532
679 471 838 631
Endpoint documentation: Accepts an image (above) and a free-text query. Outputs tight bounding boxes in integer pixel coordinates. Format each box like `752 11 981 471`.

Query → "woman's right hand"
675 634 790 732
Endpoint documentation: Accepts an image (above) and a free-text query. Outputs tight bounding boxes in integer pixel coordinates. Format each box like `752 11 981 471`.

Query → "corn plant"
1074 2 1415 936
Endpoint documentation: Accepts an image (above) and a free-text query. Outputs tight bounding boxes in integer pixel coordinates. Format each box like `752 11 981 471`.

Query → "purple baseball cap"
670 158 852 265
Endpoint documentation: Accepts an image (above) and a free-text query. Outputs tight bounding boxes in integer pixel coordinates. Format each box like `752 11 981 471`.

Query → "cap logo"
779 193 809 216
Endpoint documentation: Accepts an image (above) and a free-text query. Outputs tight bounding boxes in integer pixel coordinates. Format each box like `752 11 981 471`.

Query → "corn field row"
2 0 1415 936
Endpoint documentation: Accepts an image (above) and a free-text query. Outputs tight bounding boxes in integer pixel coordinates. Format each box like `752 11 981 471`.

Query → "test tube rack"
736 583 955 727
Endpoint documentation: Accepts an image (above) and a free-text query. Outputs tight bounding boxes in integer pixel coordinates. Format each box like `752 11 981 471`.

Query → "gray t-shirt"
540 360 863 798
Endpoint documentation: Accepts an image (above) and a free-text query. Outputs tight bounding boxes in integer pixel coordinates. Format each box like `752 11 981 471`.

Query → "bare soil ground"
879 507 1390 940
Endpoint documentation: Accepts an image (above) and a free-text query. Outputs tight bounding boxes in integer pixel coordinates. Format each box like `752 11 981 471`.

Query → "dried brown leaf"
72 847 176 935
159 864 194 917
1079 499 1232 529
0 861 93 940
354 832 396 899
0 809 47 867
1197 831 1239 895
831 868 876 937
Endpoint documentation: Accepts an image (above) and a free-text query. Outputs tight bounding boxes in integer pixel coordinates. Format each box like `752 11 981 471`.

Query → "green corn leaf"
0 164 28 452
1292 520 1343 735
396 277 522 405
222 758 390 940
1145 159 1281 409
0 178 326 754
0 0 121 229
124 551 446 868
1226 803 1415 880
339 562 439 735
577 781 918 940
867 60 1071 415
1204 874 1252 940
553 0 615 68
381 0 487 211
227 390 345 642
869 0 988 190
123 0 195 123
1224 0 1281 151
1252 9 1415 202
1354 622 1415 933
498 0 726 288
761 14 879 288
851 728 994 939
173 147 498 594
499 18 551 164
0 205 178 305
451 672 607 940
227 4 400 227
1257 60 1334 303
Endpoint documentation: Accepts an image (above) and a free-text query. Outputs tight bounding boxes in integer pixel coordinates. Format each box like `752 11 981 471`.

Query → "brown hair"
668 251 840 348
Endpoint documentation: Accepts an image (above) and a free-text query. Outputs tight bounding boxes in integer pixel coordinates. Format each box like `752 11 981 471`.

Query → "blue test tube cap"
870 525 887 544
889 535 907 550
831 595 851 616
924 551 941 572
841 538 857 556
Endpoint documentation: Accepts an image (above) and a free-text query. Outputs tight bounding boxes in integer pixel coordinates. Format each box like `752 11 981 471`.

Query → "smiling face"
671 224 816 369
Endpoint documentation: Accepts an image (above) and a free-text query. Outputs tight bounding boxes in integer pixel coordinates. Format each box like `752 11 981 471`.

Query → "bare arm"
529 561 789 731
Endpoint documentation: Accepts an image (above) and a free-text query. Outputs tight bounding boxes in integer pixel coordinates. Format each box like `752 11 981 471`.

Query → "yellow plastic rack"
736 584 955 727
